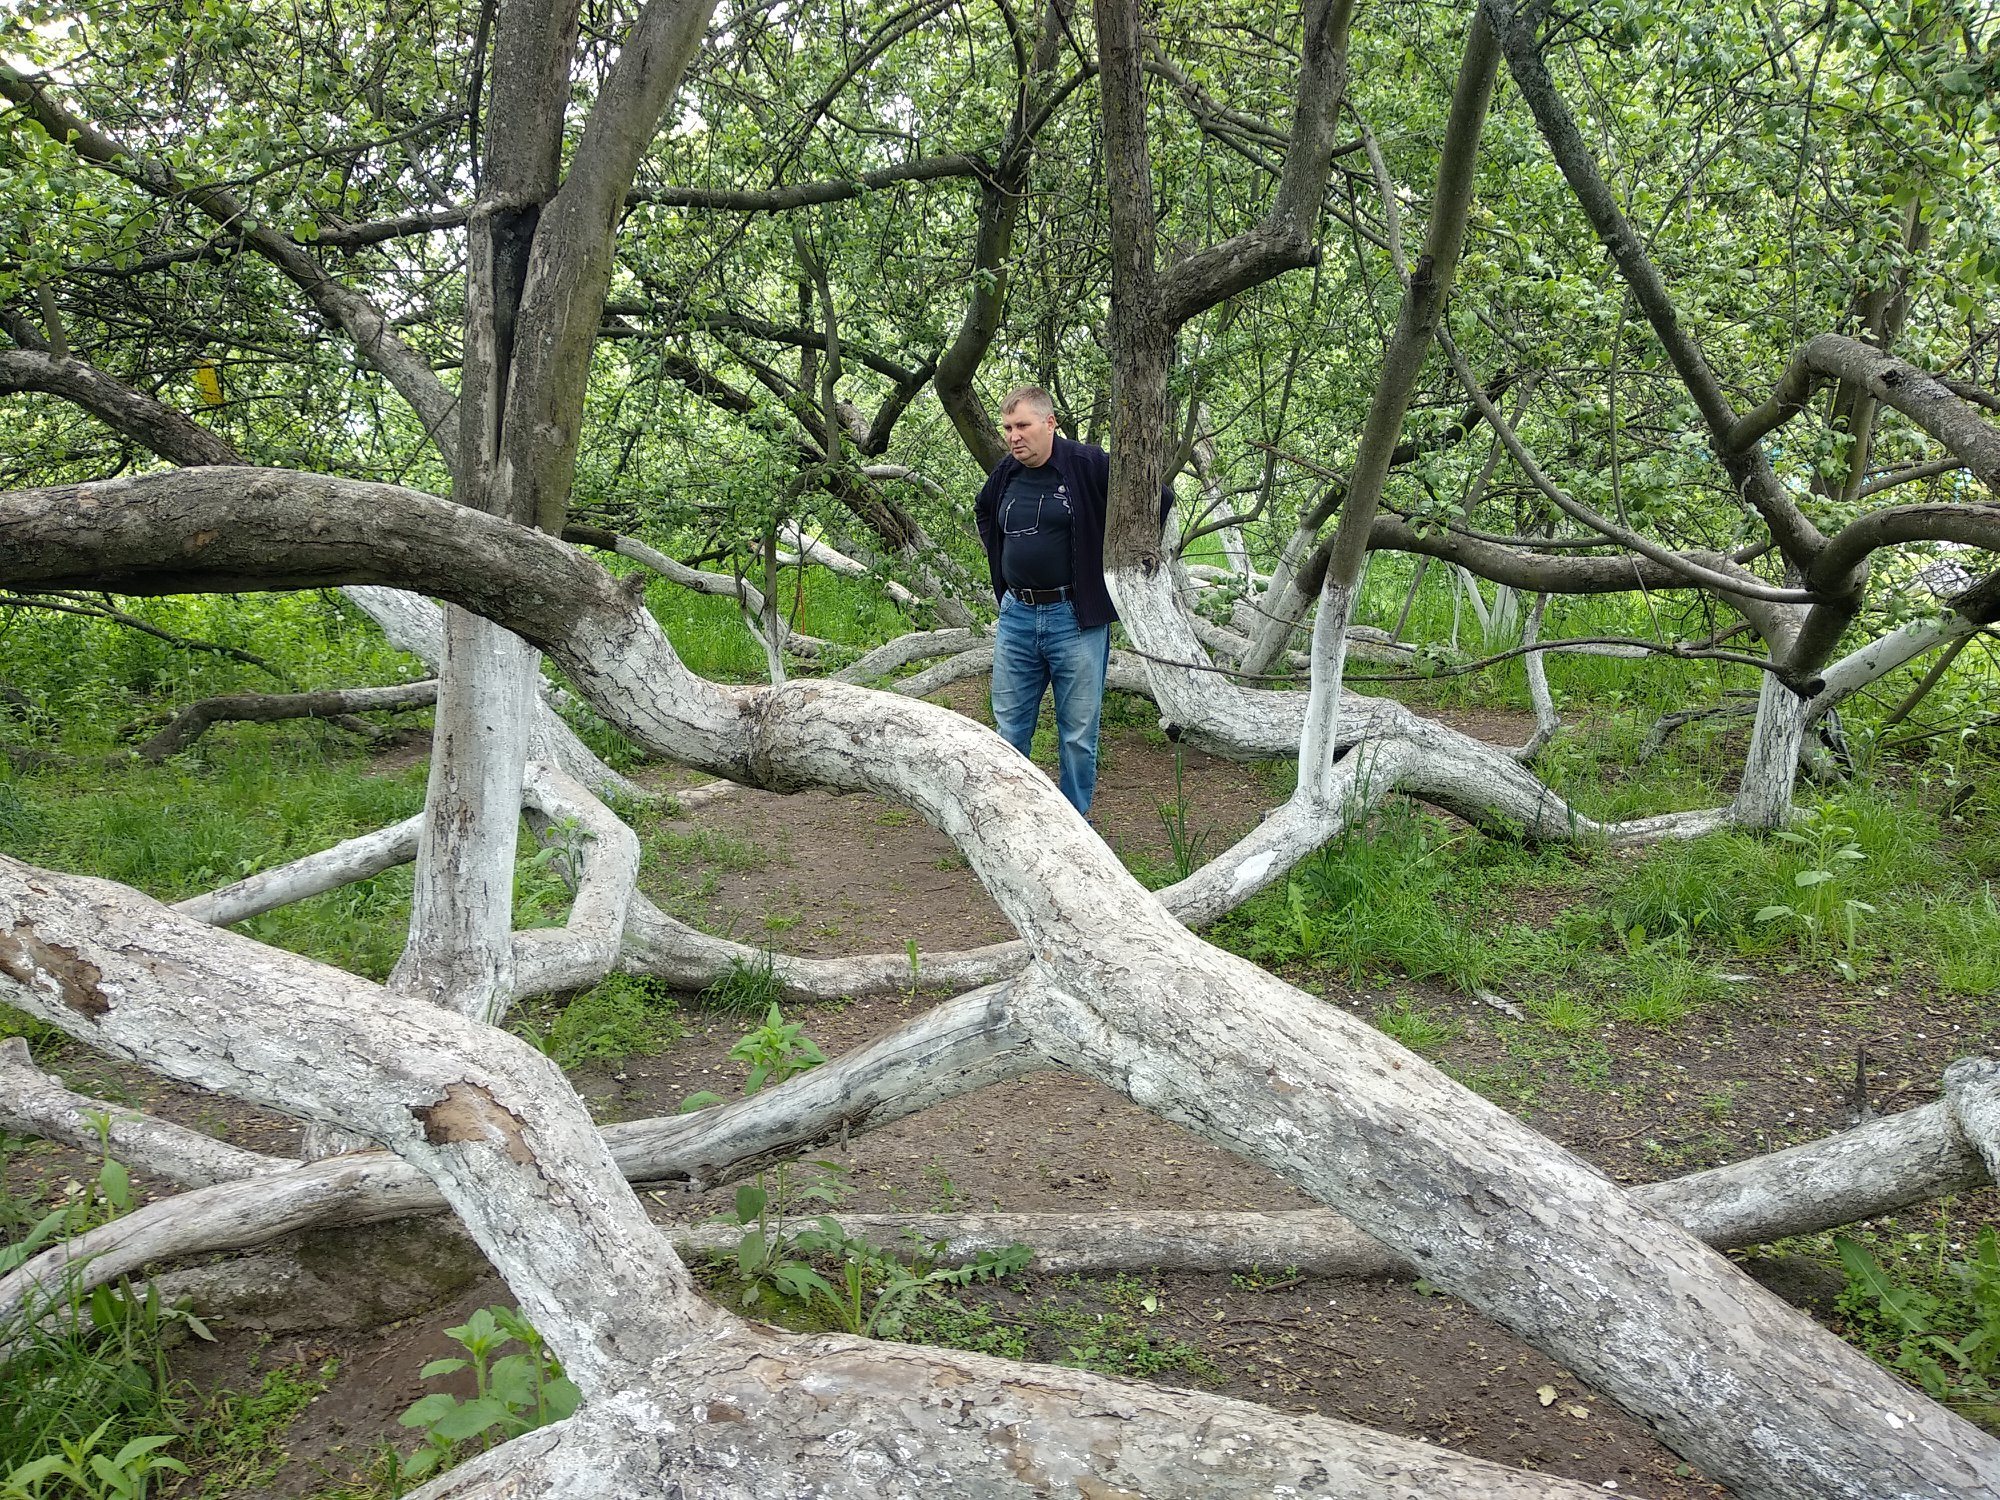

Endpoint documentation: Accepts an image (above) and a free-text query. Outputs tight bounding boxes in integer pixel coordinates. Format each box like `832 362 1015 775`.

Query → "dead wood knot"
414 1081 536 1164
0 922 110 1018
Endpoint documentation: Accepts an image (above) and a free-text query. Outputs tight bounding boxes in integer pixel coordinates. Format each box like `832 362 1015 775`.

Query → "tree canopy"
3 0 2000 1494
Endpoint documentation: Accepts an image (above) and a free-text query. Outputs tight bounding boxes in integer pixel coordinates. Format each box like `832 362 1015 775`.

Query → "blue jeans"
991 593 1110 814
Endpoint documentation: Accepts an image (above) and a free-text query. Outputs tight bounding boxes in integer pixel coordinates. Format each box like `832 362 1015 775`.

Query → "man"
973 385 1168 816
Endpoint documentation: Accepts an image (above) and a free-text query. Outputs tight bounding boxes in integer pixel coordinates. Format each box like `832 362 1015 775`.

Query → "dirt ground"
12 680 1997 1497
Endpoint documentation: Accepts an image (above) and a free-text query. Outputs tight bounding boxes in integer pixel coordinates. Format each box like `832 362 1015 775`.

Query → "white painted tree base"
2 469 1995 1498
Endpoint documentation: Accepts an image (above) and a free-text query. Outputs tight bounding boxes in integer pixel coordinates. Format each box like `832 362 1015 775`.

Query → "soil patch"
8 682 1983 1497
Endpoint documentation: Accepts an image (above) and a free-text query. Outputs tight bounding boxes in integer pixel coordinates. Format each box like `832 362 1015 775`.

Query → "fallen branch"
0 1036 289 1189
6 468 1994 1496
134 680 437 760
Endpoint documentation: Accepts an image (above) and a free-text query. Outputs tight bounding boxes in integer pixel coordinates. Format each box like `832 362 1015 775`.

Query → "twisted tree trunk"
2 467 1993 1498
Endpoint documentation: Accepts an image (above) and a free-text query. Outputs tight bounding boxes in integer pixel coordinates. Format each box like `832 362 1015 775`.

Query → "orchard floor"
13 681 1999 1498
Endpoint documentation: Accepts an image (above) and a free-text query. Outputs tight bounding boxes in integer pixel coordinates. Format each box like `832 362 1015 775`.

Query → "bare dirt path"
20 685 1994 1496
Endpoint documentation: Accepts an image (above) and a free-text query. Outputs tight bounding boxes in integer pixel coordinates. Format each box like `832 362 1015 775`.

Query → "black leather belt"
1009 585 1073 605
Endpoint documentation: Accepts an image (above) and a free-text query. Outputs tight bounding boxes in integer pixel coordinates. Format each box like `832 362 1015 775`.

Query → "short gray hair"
1000 385 1055 420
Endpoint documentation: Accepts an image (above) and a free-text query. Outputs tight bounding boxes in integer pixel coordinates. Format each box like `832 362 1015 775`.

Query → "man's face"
1002 405 1058 467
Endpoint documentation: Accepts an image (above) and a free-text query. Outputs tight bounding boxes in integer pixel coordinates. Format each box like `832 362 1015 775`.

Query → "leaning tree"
4 0 2000 1495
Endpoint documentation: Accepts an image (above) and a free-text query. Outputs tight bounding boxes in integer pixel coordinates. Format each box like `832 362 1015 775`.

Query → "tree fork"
0 860 1625 1499
1 474 1995 1496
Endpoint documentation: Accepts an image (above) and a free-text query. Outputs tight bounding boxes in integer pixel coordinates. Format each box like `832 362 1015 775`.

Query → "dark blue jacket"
974 434 1172 630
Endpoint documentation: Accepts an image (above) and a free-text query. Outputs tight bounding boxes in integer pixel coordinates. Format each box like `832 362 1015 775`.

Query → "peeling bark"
4 470 1996 1495
0 864 1623 1499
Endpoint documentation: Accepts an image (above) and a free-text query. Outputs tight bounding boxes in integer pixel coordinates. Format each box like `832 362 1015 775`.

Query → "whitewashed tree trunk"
5 810 1995 1496
344 585 644 801
1235 523 1317 676
511 761 641 997
1805 608 1990 723
0 1036 287 1190
389 613 538 1024
0 862 1630 1500
15 469 1993 1497
1512 592 1559 760
832 627 982 682
1730 671 1810 829
0 985 1040 1322
778 522 922 610
173 814 422 926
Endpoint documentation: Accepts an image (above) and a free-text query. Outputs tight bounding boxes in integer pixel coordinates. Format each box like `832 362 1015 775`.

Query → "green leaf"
5 1456 74 1487
735 1183 767 1224
487 1353 539 1409
400 1446 444 1480
492 1306 541 1346
1834 1235 1937 1335
543 1376 583 1422
398 1393 461 1429
87 1453 133 1498
770 1262 838 1305
98 1157 131 1210
418 1357 469 1378
428 1395 513 1443
1752 905 1792 923
1794 869 1834 887
107 1437 178 1466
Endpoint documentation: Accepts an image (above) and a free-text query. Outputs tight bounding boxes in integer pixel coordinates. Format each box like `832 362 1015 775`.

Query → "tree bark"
134 681 437 761
4 473 1994 1498
0 869 1624 1498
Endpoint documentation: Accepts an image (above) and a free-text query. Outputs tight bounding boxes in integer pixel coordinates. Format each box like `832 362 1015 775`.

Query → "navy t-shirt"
997 463 1074 590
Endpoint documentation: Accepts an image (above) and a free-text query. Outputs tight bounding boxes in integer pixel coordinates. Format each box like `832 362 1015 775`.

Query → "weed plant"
1835 1226 2000 1433
697 952 786 1014
1 1140 197 1498
394 1307 579 1486
678 1007 1033 1339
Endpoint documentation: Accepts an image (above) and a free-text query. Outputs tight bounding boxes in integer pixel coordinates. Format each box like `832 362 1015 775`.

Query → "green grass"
2 745 428 979
1935 889 2000 994
1 1145 192 1494
184 1360 338 1498
633 821 773 933
896 1298 1029 1360
697 951 787 1014
1524 991 1602 1033
1208 774 2000 1093
1372 1000 1458 1054
1764 1209 2000 1436
511 973 682 1068
644 569 913 682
